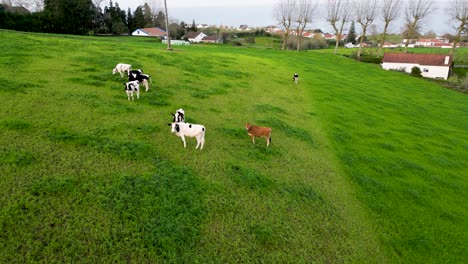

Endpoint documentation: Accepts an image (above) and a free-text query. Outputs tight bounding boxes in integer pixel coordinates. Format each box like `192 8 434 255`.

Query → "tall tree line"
0 0 187 37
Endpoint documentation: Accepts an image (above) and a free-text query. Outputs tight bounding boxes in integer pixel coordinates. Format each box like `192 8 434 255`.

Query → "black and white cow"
128 69 151 92
293 73 299 84
172 108 185 123
127 69 143 76
168 122 206 150
124 80 140 100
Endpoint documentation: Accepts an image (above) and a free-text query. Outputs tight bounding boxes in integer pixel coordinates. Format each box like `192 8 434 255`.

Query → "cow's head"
168 122 180 133
113 68 117 74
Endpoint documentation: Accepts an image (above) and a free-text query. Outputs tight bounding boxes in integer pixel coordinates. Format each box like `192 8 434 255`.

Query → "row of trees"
0 0 190 38
273 0 467 57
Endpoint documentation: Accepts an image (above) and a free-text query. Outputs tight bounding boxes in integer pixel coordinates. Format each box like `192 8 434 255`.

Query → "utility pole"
164 0 172 50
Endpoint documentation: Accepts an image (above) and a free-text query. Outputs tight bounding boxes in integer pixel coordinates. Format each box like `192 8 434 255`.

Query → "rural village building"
131 27 167 38
183 31 208 43
200 36 223 44
182 32 222 44
381 53 453 80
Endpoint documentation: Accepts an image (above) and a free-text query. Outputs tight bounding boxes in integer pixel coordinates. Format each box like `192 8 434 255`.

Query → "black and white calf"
128 70 151 92
169 122 206 150
113 63 132 78
293 73 299 84
124 80 140 100
172 108 185 123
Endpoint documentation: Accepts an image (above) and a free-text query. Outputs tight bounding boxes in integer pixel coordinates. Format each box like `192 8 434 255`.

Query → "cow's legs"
180 135 187 148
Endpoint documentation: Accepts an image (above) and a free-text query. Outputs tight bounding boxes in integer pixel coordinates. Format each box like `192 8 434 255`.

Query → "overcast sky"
112 0 456 35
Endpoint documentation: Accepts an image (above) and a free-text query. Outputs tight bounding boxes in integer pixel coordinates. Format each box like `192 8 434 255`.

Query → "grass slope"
0 30 466 263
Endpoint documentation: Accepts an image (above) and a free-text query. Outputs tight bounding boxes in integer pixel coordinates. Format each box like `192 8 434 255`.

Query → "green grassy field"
0 30 467 263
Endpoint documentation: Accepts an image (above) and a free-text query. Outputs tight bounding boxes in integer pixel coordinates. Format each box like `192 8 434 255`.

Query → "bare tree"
2 0 45 12
30 0 43 11
273 0 297 50
378 0 401 56
92 0 104 9
354 0 379 60
448 0 468 55
295 0 319 50
326 0 351 54
403 0 433 52
148 0 163 25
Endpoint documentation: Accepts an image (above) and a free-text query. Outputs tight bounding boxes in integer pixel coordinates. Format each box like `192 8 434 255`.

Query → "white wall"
188 33 207 43
132 30 148 37
381 63 450 80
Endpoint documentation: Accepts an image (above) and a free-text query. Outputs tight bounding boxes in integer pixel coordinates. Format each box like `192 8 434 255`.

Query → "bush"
359 56 382 64
411 66 422 77
448 75 468 93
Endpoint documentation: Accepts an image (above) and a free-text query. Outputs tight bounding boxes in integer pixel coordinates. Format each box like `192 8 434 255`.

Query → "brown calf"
245 123 272 147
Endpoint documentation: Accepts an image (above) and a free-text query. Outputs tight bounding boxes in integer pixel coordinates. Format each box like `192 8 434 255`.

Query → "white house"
132 27 167 38
183 31 207 43
200 36 223 44
381 53 452 80
344 42 369 48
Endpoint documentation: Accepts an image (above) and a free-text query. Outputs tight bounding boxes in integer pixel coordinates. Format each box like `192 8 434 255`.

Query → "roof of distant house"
201 36 220 41
183 31 204 39
136 27 167 36
382 53 452 66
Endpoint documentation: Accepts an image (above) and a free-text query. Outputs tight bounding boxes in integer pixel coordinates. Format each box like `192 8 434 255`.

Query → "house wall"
381 63 450 80
188 33 207 43
132 30 148 36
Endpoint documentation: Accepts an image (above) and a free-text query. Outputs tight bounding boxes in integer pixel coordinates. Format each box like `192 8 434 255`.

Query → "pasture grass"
0 30 466 263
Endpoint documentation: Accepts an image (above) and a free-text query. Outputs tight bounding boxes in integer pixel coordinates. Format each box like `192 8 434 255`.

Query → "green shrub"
411 66 422 77
359 56 382 64
448 75 468 93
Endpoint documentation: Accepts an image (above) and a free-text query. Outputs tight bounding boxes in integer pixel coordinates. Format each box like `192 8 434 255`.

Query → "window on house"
423 68 429 72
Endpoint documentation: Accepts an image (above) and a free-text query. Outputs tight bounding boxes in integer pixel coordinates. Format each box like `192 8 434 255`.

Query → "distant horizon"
114 1 456 36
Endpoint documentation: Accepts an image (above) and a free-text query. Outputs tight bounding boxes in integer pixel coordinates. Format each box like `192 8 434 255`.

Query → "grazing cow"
128 69 143 76
245 123 272 147
113 63 132 78
128 70 151 92
172 108 185 123
124 80 140 100
293 73 299 84
168 122 206 150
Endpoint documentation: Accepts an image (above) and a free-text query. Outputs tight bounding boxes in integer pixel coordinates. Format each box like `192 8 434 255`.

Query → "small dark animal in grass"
168 122 206 150
293 73 299 84
245 123 272 147
124 80 140 100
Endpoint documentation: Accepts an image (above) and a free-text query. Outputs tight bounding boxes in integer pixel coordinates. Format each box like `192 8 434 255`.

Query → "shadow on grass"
259 117 317 147
45 127 152 160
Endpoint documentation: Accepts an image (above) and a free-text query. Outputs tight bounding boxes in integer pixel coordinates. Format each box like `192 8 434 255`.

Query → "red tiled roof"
183 31 203 39
201 36 219 41
382 53 452 66
139 27 166 36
